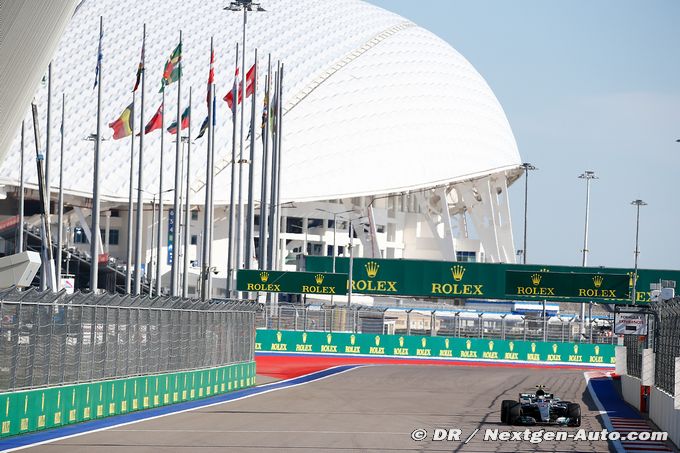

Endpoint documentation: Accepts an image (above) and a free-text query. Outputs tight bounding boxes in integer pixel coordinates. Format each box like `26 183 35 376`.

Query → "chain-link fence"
652 298 680 395
623 334 644 378
257 303 614 344
0 288 258 392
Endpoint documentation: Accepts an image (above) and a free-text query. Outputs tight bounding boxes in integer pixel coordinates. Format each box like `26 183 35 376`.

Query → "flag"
224 67 239 110
270 89 278 137
133 32 145 92
93 25 103 89
261 91 268 146
167 106 190 134
223 64 255 108
206 48 214 107
108 103 134 139
159 43 182 92
196 116 209 139
261 92 269 131
141 103 163 135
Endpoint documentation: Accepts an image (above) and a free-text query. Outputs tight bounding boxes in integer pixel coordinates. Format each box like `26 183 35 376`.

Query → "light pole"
578 170 598 341
225 0 265 296
316 208 354 273
520 163 537 264
631 199 647 304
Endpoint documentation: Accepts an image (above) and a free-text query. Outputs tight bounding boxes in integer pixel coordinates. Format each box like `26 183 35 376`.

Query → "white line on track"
110 429 408 435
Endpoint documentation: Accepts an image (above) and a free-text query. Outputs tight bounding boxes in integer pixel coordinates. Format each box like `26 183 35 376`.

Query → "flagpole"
32 102 56 291
18 121 25 254
207 83 217 299
266 65 279 272
207 86 216 299
274 64 284 271
258 55 271 270
182 87 192 298
201 38 214 301
236 7 248 284
90 16 103 293
134 23 147 295
171 30 183 297
45 62 52 219
226 43 239 297
41 62 53 290
56 94 65 290
125 91 136 294
245 48 257 271
150 195 156 296
155 90 165 296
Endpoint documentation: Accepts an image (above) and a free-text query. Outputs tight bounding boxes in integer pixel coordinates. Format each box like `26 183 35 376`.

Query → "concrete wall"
650 386 680 447
620 374 641 411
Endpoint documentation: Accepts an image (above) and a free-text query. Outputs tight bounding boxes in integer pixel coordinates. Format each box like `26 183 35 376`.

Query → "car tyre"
567 403 581 427
501 400 514 424
508 401 521 425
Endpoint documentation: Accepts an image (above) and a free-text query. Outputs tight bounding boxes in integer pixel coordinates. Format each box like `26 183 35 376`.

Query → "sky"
368 0 680 271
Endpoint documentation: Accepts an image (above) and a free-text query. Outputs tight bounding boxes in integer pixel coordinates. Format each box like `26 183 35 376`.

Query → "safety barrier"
0 288 259 438
256 329 615 367
0 288 257 391
0 360 256 438
258 303 614 344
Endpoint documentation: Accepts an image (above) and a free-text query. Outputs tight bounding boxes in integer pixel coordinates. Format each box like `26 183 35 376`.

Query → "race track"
17 365 613 452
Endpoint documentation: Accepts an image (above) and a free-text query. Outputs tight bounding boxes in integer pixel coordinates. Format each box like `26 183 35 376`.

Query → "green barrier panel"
306 256 680 304
256 330 615 366
0 361 256 439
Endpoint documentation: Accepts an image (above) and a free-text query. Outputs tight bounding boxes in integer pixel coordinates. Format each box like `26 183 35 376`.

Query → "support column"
104 211 111 254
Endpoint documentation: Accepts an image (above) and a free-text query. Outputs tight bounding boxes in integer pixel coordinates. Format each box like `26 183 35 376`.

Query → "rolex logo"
573 344 579 354
421 337 427 348
350 334 356 345
509 341 514 352
488 341 494 351
466 339 471 350
531 273 542 286
593 275 604 288
260 271 269 283
531 343 536 353
445 338 450 349
302 332 307 343
326 333 332 344
552 344 558 354
595 345 600 355
451 265 466 282
276 331 282 343
365 261 380 278
315 274 325 285
375 336 381 346
399 337 404 347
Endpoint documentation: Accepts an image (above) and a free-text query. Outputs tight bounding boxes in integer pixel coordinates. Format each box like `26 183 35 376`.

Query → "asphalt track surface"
18 365 613 452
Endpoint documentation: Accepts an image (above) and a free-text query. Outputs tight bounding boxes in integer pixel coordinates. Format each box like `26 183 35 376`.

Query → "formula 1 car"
500 386 581 426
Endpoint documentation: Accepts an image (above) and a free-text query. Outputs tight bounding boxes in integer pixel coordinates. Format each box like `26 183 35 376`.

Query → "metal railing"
652 297 680 395
256 303 614 344
0 288 258 392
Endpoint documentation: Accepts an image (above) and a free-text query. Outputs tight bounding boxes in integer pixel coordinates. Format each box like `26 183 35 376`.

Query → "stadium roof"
0 0 520 205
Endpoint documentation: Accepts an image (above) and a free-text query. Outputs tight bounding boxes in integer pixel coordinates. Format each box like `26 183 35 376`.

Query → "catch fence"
0 288 257 392
257 303 614 344
652 297 680 394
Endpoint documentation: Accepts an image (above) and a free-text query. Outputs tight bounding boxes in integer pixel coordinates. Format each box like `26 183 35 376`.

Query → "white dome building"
0 0 522 296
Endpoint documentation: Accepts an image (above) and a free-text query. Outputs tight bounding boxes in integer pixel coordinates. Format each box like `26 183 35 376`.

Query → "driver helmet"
536 388 545 398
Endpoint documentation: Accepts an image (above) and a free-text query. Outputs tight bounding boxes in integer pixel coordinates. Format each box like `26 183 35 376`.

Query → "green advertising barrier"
505 271 629 299
237 270 348 295
305 256 680 304
256 329 615 366
0 361 256 439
